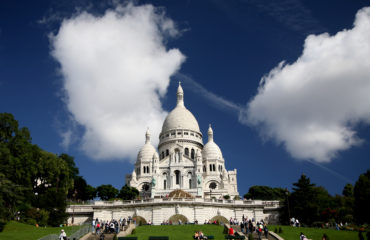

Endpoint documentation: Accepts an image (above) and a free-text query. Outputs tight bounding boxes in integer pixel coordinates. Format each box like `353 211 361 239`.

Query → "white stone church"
126 83 239 199
67 83 280 226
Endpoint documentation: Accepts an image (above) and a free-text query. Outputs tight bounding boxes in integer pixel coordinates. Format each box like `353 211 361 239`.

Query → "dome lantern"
208 124 214 142
177 82 184 107
145 128 151 144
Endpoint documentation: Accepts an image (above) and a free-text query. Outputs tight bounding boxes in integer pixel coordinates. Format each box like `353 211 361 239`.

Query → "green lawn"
269 225 360 240
0 221 83 240
127 224 226 240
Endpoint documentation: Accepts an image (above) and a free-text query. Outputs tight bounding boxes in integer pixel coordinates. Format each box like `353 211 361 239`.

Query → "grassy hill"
0 221 83 240
269 225 360 240
127 224 225 240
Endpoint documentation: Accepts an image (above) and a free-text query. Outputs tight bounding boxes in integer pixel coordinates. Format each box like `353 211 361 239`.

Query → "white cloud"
50 3 185 161
242 7 370 162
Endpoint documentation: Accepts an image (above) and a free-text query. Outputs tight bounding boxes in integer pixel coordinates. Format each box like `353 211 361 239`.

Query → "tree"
118 185 139 200
354 170 370 224
96 184 118 200
68 176 96 201
0 113 75 226
244 186 286 200
290 174 318 225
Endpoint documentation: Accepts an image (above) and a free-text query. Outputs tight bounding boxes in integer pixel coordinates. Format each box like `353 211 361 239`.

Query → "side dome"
202 125 223 159
137 129 158 161
161 83 200 133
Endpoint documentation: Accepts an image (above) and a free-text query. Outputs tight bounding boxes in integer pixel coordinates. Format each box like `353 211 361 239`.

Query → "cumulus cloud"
50 3 185 161
242 7 370 162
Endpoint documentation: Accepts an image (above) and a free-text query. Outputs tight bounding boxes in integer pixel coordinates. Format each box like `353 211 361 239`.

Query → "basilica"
126 83 239 199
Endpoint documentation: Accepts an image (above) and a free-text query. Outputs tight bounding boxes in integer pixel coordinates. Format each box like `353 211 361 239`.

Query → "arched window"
209 182 217 190
174 149 180 162
189 179 192 188
143 166 146 173
163 172 167 189
213 164 216 171
147 166 150 173
142 183 150 191
185 148 189 156
209 164 212 172
175 170 180 185
191 149 195 159
166 149 169 156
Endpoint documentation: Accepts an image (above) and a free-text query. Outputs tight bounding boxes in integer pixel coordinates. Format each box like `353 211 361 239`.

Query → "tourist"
194 231 199 240
92 219 96 233
199 231 207 239
228 227 234 236
240 221 244 233
59 229 67 240
295 218 300 227
263 224 269 238
300 232 308 240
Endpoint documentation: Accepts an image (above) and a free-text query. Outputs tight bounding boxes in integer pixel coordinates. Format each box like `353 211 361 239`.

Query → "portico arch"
169 214 188 224
132 215 147 225
210 215 228 224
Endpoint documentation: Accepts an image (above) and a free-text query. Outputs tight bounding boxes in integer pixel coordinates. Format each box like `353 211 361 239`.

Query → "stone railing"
89 198 280 206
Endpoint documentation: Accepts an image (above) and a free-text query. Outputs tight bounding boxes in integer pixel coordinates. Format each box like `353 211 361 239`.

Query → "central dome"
161 106 200 133
161 83 200 133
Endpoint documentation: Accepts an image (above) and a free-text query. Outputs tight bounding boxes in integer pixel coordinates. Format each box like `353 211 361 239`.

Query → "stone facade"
67 199 280 225
126 83 239 199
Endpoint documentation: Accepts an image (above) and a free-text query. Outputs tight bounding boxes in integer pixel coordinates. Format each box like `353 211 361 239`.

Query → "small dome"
202 124 223 159
137 129 158 161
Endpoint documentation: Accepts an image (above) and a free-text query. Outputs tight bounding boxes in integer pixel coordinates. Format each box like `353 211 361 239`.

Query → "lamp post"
285 188 291 224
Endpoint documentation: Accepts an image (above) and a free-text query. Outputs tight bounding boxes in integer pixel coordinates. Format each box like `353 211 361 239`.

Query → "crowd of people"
229 215 269 239
91 217 132 235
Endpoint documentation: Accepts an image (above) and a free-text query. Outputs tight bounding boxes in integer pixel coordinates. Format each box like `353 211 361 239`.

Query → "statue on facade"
151 177 156 187
197 175 202 185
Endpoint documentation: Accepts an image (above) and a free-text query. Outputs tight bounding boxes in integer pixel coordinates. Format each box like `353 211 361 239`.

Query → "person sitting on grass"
228 227 234 236
300 232 308 240
199 231 208 239
59 229 67 240
194 231 199 239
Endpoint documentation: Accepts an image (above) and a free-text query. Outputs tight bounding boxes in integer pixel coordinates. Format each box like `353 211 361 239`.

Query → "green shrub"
223 195 230 200
234 196 241 200
358 231 364 240
131 229 136 234
366 232 370 240
278 227 283 233
169 214 188 224
312 221 324 228
248 233 253 240
274 227 277 233
113 233 118 240
210 216 228 224
322 233 329 240
133 216 147 226
0 220 6 232
25 218 37 225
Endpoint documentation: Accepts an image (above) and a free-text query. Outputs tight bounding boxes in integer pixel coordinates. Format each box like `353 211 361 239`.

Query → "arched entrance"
169 214 188 224
210 215 228 224
133 215 147 225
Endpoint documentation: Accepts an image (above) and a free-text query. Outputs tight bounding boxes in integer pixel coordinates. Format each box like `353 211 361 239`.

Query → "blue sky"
1 0 370 196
